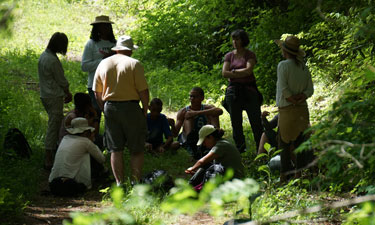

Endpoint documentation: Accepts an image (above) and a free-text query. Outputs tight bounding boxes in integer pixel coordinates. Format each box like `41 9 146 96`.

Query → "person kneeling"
185 125 244 180
49 117 105 196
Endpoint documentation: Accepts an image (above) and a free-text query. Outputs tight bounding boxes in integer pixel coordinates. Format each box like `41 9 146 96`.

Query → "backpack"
189 163 225 192
141 169 174 193
3 128 32 158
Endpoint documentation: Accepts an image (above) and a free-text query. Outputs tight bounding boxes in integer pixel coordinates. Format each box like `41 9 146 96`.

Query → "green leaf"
254 153 268 161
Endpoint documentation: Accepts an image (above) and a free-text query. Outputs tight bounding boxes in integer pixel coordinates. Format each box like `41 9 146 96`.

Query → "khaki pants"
41 97 64 151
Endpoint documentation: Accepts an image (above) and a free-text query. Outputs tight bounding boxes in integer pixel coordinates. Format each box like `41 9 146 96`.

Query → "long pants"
41 97 64 152
225 87 263 152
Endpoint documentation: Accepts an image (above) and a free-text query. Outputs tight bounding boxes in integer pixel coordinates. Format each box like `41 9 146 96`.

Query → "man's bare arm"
138 89 149 116
94 91 104 111
184 105 223 119
174 109 186 137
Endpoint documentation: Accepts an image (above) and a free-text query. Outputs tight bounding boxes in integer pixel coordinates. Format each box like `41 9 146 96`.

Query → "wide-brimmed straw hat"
197 125 216 146
66 117 95 134
90 15 114 25
274 35 305 58
111 35 138 51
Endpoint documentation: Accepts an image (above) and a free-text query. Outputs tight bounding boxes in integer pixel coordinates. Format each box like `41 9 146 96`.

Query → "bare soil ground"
19 168 223 225
20 168 105 225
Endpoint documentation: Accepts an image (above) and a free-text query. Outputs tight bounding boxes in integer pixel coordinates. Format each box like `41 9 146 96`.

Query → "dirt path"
20 168 222 225
21 169 105 225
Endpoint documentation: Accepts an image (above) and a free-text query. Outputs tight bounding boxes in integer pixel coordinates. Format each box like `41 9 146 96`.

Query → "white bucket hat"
197 125 216 146
111 35 138 51
66 117 95 135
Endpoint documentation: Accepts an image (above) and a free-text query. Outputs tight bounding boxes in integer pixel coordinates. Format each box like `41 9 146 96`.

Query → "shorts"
104 101 147 154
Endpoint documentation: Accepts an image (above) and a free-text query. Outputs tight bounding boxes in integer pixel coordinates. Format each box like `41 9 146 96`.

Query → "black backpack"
3 128 32 158
141 170 174 193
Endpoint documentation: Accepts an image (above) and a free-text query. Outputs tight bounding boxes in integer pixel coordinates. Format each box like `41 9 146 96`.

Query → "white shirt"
49 135 105 189
81 39 115 88
276 59 314 107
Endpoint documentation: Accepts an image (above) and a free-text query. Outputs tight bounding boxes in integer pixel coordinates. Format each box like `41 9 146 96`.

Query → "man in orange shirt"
93 35 149 186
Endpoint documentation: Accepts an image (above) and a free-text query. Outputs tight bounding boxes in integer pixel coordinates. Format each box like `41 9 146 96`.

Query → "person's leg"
41 97 64 168
130 151 144 181
170 141 181 152
208 115 220 128
258 132 269 155
123 102 147 182
103 102 126 185
279 138 294 182
111 151 124 185
244 92 263 152
226 99 245 152
50 177 86 196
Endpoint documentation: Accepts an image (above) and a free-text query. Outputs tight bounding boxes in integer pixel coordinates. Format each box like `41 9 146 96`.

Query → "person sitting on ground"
258 111 279 155
49 117 105 196
58 92 98 144
185 125 244 179
175 87 223 160
145 98 180 153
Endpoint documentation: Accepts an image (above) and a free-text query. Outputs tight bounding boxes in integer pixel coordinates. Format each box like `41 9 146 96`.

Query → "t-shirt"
147 113 172 147
210 139 244 178
81 39 115 89
93 54 148 101
49 135 105 189
224 49 257 84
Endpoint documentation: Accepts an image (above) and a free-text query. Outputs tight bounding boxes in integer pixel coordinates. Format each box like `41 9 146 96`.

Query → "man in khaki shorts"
93 35 149 186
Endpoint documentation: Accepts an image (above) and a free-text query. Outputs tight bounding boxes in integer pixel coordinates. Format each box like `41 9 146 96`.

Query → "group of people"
37 15 314 196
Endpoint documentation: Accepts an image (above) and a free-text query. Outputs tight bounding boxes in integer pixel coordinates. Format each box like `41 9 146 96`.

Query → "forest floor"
19 160 223 225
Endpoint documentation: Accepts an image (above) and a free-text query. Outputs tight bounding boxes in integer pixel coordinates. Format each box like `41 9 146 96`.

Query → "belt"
107 100 139 103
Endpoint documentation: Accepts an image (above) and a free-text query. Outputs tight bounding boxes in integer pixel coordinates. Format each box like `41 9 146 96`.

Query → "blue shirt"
147 113 172 146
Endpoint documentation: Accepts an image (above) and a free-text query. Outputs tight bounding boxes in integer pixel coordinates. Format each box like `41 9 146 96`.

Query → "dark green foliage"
304 68 375 192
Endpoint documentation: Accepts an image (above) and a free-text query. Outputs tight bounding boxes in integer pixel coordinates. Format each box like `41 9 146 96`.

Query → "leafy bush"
303 68 375 192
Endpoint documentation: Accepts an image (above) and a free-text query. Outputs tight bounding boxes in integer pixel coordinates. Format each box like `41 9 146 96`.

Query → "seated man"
145 98 180 153
49 117 105 196
175 87 223 159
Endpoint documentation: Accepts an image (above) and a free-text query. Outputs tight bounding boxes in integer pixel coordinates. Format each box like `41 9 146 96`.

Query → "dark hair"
231 29 250 47
74 93 92 113
90 23 116 43
150 98 163 113
150 98 163 107
208 128 225 140
47 32 68 55
191 86 204 98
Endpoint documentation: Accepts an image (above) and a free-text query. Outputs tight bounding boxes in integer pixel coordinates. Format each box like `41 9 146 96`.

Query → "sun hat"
197 125 216 146
66 117 95 135
274 35 306 58
111 35 138 51
90 15 114 25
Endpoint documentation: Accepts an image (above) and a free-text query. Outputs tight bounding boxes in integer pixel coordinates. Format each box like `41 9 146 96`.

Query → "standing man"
93 35 149 186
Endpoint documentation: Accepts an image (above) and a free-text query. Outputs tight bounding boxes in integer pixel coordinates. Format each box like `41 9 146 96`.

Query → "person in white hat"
93 35 149 186
185 125 244 179
274 35 314 182
81 15 116 137
49 117 105 196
